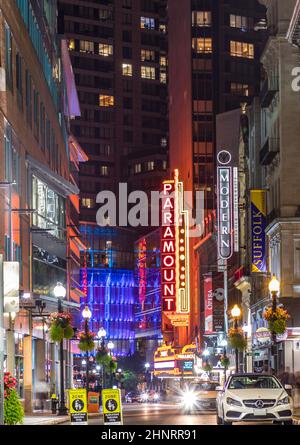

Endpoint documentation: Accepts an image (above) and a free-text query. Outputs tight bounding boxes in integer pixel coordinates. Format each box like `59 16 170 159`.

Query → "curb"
24 412 101 426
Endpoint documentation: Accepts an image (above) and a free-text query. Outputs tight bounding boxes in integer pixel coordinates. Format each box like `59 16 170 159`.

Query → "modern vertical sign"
217 151 233 260
250 190 267 273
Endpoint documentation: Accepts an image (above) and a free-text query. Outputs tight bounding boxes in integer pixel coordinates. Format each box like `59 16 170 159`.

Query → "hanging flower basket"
220 355 230 368
263 306 290 335
49 312 74 342
4 372 24 425
202 362 212 372
228 327 247 351
78 331 96 352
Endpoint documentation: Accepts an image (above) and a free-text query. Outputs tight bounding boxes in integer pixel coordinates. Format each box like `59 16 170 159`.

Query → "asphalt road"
62 403 217 425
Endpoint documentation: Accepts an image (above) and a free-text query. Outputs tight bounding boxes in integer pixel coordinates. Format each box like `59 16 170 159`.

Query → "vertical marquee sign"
217 150 237 260
161 170 190 327
250 190 267 273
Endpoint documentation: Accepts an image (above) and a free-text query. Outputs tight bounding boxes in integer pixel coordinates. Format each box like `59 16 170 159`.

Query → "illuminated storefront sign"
161 170 190 328
250 190 267 273
204 275 213 334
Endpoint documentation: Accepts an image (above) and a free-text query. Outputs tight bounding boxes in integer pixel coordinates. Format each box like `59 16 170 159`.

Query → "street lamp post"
53 282 68 416
107 340 114 388
220 339 228 379
231 304 241 374
97 327 106 389
82 305 92 395
269 275 280 375
145 363 150 389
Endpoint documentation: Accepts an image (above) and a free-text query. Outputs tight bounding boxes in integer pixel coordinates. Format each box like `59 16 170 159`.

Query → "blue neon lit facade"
80 225 136 356
134 229 162 359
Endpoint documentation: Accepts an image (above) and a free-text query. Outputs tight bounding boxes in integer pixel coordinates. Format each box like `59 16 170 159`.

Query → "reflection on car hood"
226 389 286 400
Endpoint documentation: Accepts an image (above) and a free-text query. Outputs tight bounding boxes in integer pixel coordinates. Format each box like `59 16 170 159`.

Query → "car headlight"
277 396 289 406
141 393 148 401
181 391 197 409
154 393 159 400
226 397 242 407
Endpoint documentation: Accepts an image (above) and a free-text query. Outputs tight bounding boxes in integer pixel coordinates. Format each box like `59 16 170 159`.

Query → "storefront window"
32 175 66 240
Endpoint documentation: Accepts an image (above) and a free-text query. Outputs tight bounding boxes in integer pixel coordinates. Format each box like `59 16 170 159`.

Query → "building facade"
58 0 169 356
167 0 266 352
0 0 83 413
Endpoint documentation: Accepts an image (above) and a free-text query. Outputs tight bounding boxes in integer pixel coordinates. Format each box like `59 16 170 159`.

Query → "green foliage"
78 339 95 352
50 324 64 342
228 333 247 351
64 324 74 340
220 356 230 368
122 370 139 392
269 319 286 335
203 362 212 372
4 389 24 425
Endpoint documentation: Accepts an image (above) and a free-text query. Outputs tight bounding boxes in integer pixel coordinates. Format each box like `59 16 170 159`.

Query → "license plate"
253 408 267 416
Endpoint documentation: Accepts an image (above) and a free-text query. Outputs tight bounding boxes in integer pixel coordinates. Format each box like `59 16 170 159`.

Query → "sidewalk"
23 411 101 425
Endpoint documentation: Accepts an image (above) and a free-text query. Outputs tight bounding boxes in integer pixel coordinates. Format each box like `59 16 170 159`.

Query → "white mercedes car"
216 373 293 425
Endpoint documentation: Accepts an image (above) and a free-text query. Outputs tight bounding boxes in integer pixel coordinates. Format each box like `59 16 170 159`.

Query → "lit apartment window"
141 49 155 62
161 137 167 147
146 161 155 171
122 63 133 76
160 71 167 84
230 14 252 30
68 39 75 50
230 41 254 59
162 160 167 170
141 17 155 29
141 66 156 80
99 95 114 107
160 56 167 67
192 37 212 54
193 100 213 113
99 43 113 56
82 198 95 208
100 165 108 176
79 40 94 53
230 82 249 96
192 11 212 27
159 24 167 33
134 163 142 174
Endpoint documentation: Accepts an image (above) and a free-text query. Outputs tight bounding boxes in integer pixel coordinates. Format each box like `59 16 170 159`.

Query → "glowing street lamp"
82 305 92 394
231 304 241 373
269 274 280 374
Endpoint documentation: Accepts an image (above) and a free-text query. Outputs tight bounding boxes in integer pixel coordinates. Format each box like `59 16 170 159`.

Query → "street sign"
69 389 88 425
102 388 123 425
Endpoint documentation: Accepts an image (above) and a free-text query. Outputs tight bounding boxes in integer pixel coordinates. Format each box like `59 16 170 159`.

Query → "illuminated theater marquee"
161 170 190 322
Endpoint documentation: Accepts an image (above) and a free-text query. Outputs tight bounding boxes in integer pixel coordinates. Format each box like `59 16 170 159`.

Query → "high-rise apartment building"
58 0 169 355
168 0 266 348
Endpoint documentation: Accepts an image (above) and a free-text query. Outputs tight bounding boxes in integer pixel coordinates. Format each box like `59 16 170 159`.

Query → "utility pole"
0 254 5 425
223 260 228 334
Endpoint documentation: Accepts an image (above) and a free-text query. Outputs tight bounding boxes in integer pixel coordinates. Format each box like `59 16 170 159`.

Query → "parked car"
180 382 218 413
216 373 293 425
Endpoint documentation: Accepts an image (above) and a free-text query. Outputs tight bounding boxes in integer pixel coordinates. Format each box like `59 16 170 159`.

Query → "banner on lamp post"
3 262 19 313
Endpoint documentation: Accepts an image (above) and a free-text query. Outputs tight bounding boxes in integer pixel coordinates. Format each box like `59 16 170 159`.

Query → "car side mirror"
285 384 293 390
216 386 224 391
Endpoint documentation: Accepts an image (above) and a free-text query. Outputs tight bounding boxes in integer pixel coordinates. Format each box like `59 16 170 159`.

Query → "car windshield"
228 376 281 390
193 383 218 391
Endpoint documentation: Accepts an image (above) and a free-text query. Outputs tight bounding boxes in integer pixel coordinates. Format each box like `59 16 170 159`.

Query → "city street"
61 403 217 426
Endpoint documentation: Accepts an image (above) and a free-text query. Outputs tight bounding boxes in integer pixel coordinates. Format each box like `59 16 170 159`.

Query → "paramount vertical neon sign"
161 170 190 320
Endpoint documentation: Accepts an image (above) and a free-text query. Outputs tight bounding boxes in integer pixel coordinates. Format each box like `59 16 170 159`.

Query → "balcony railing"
260 76 279 108
259 137 280 165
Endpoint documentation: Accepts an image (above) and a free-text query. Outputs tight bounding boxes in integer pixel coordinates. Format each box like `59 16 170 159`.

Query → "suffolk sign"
250 190 267 273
